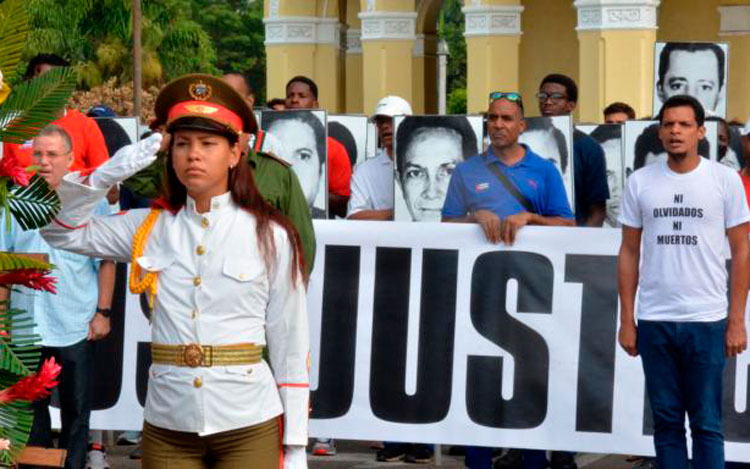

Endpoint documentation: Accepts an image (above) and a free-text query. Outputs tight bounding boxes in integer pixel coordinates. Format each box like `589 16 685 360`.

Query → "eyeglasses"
489 92 523 105
537 92 567 103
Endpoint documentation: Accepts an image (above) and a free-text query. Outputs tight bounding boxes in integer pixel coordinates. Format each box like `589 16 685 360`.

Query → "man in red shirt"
284 75 352 218
4 54 109 172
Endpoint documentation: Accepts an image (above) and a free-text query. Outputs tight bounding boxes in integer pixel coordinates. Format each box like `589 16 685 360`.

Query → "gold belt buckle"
183 344 204 367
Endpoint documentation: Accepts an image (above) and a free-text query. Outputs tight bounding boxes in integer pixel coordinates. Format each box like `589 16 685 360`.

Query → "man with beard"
619 95 749 469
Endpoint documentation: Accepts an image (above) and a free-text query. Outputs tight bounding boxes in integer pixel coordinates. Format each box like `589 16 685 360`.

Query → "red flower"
0 152 29 187
0 269 57 293
0 357 61 404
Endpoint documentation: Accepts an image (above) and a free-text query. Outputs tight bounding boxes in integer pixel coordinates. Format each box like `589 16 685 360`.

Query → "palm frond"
0 400 33 465
0 0 29 81
7 175 60 231
0 67 76 144
0 253 53 272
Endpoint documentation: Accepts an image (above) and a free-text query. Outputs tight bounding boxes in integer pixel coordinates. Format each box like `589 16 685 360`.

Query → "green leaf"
0 67 76 144
6 174 60 231
0 0 29 82
0 400 34 465
0 253 53 272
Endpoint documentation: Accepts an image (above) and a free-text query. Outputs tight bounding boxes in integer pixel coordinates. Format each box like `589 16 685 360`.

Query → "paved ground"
106 440 638 468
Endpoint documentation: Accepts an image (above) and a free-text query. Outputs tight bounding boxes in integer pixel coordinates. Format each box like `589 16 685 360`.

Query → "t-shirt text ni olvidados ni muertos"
619 158 750 322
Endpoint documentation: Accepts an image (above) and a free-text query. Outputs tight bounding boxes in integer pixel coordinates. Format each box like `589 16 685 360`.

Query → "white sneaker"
86 444 110 469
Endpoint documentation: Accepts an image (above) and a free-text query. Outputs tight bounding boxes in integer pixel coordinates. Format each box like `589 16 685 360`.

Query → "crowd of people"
3 49 750 469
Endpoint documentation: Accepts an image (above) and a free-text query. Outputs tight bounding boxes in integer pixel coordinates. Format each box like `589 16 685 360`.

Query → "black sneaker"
550 451 577 469
494 449 523 469
376 444 408 462
404 445 433 464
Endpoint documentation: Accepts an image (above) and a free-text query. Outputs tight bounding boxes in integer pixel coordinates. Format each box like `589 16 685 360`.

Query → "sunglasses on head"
489 92 523 105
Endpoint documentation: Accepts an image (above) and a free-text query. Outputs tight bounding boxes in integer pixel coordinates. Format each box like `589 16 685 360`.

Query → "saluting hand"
89 133 163 189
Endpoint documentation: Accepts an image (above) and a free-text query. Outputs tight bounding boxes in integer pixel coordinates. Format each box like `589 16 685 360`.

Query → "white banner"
56 221 750 461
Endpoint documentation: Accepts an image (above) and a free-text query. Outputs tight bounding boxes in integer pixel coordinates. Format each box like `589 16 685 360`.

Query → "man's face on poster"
401 128 462 222
267 118 322 207
659 49 722 113
600 138 622 227
520 129 563 174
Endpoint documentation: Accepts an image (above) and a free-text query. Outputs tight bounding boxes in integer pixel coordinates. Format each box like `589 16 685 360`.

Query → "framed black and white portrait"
328 114 369 167
578 124 624 228
261 110 328 218
652 42 729 118
519 115 575 209
392 115 482 222
623 120 718 178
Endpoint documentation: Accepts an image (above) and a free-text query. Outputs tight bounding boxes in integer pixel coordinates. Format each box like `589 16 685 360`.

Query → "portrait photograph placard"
93 117 140 156
328 114 369 168
519 115 575 210
577 124 624 228
261 109 328 218
623 120 719 179
392 115 483 222
652 42 729 118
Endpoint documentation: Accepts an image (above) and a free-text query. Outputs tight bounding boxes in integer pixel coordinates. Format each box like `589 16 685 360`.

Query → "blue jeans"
638 319 726 469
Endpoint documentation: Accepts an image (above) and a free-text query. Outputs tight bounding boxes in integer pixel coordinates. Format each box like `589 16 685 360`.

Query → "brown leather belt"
151 343 263 367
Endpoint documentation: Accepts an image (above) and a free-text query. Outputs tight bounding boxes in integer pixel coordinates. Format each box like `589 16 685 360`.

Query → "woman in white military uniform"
41 74 309 468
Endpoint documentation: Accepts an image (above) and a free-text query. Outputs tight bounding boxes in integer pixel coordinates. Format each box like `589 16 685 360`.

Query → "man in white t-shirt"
347 96 413 220
618 95 750 469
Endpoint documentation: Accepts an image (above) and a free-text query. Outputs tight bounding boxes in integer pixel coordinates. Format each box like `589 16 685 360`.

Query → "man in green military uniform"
123 129 316 274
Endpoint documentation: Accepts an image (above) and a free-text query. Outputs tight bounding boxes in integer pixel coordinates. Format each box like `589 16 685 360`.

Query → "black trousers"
26 339 94 469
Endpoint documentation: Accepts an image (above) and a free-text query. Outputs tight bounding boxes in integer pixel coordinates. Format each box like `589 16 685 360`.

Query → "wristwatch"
96 307 111 318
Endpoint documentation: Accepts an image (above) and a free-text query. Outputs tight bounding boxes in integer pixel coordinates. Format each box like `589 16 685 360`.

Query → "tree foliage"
438 0 467 96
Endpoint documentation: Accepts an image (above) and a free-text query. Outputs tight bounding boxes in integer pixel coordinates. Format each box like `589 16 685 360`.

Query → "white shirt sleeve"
618 173 643 228
346 164 370 217
40 173 149 262
723 169 750 228
265 228 309 446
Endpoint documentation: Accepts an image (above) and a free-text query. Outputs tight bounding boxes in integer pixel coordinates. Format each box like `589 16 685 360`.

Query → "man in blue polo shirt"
443 92 574 244
442 93 574 469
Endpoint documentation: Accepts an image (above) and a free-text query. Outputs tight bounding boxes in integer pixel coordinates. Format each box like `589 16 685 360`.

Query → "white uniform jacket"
41 175 309 446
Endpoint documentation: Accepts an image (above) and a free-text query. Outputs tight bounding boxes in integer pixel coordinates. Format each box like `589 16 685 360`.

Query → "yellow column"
463 0 524 114
574 0 660 122
359 1 417 115
263 0 344 111
718 3 750 121
344 0 364 113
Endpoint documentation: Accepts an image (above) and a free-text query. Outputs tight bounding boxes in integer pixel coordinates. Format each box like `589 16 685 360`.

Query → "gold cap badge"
188 81 212 101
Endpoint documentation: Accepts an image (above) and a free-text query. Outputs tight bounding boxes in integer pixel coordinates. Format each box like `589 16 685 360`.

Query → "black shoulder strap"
483 153 536 214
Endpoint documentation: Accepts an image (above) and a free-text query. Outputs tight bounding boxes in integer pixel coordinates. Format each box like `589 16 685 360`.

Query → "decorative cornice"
358 11 418 42
263 17 342 47
574 0 660 31
462 5 525 37
346 29 362 54
718 5 750 36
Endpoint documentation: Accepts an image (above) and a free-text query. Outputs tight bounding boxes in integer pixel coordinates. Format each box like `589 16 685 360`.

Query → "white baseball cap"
742 114 750 137
373 95 413 118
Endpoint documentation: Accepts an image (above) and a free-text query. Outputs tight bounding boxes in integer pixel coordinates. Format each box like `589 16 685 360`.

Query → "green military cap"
154 73 257 136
